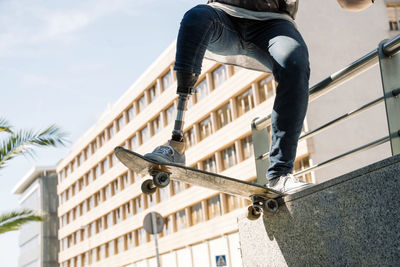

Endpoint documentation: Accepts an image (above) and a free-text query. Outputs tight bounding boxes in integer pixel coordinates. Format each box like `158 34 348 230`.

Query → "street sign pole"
151 212 161 267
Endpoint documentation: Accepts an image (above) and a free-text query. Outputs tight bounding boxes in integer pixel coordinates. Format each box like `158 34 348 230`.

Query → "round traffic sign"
143 212 165 234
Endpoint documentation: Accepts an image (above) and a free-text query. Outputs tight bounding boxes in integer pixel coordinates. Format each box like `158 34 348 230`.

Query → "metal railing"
252 34 400 184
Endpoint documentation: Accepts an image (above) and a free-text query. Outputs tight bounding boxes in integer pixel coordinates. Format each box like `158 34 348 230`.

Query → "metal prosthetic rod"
171 93 190 142
171 72 199 142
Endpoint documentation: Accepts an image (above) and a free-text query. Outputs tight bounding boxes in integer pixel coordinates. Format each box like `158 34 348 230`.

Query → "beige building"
56 1 399 266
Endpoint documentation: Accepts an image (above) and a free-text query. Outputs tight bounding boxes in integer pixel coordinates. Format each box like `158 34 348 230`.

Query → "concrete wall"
238 154 400 266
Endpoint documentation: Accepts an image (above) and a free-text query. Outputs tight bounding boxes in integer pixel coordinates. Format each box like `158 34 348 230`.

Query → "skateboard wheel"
141 179 156 194
264 199 279 214
152 172 170 188
247 205 261 221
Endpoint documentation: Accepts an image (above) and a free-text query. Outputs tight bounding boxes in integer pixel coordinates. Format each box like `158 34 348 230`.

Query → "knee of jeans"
283 51 310 77
181 5 216 27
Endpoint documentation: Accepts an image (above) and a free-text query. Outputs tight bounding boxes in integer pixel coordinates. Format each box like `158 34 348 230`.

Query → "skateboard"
114 146 283 220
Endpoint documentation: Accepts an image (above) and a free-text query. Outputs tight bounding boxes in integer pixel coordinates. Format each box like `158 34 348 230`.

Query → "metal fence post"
378 39 400 155
251 116 270 186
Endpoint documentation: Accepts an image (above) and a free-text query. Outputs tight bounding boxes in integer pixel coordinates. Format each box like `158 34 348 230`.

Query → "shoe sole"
143 153 185 166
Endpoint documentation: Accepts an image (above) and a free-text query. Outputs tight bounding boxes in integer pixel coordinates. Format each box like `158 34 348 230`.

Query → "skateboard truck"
247 195 279 220
141 169 171 194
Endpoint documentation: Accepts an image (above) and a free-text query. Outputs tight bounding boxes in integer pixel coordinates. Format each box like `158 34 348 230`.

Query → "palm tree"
0 118 67 234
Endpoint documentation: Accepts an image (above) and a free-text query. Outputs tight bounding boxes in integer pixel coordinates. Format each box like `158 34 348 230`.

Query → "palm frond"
0 209 44 234
0 124 68 169
0 118 13 134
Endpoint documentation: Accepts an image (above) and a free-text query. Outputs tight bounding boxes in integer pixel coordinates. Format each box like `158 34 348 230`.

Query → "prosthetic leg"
168 72 199 156
171 72 199 142
144 71 198 164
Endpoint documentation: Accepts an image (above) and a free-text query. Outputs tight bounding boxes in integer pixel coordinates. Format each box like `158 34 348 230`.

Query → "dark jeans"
174 5 310 180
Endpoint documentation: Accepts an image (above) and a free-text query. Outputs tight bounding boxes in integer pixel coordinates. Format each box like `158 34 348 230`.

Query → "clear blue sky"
0 0 202 265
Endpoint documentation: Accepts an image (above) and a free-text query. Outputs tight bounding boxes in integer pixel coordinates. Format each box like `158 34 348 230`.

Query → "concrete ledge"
238 154 400 266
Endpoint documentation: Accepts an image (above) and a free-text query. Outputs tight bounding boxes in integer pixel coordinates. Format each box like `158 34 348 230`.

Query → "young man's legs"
145 5 241 164
247 19 311 191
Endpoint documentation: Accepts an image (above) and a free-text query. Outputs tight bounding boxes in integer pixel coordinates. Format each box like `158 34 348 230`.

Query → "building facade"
13 166 59 267
56 1 398 266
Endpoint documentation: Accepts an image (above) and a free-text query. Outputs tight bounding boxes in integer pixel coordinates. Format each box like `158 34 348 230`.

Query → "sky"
0 0 202 265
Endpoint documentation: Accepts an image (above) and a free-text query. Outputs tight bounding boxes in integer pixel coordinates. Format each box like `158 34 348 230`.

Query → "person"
144 0 374 193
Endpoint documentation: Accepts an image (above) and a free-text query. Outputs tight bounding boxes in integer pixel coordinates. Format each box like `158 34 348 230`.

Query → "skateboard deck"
114 146 283 219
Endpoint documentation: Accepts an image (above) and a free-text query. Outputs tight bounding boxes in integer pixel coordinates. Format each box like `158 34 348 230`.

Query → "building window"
59 170 65 181
140 125 150 144
74 182 79 195
112 179 119 195
212 65 228 89
208 195 222 219
127 233 135 249
92 141 98 154
106 212 113 228
216 102 233 129
95 192 102 206
191 203 204 225
195 78 209 102
257 75 276 102
162 70 174 90
173 181 186 195
92 247 98 262
184 127 196 149
162 215 174 236
236 87 255 116
96 219 103 233
135 197 143 214
151 116 162 135
72 159 78 172
148 84 161 103
125 202 133 218
85 146 91 160
115 209 122 224
203 155 217 173
165 104 176 125
102 158 109 173
88 196 95 211
160 185 171 202
82 201 87 215
387 3 400 31
221 144 238 170
137 94 147 113
94 165 100 179
108 240 115 256
122 173 130 188
87 171 93 185
130 135 138 150
109 124 116 139
199 116 213 140
118 115 125 131
176 209 188 230
226 194 242 212
138 228 147 245
105 185 112 200
147 194 157 208
99 244 106 260
79 152 85 165
116 236 125 254
128 105 135 121
241 135 253 160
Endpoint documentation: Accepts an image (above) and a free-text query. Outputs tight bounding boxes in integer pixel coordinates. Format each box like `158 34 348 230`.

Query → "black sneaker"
144 140 185 165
